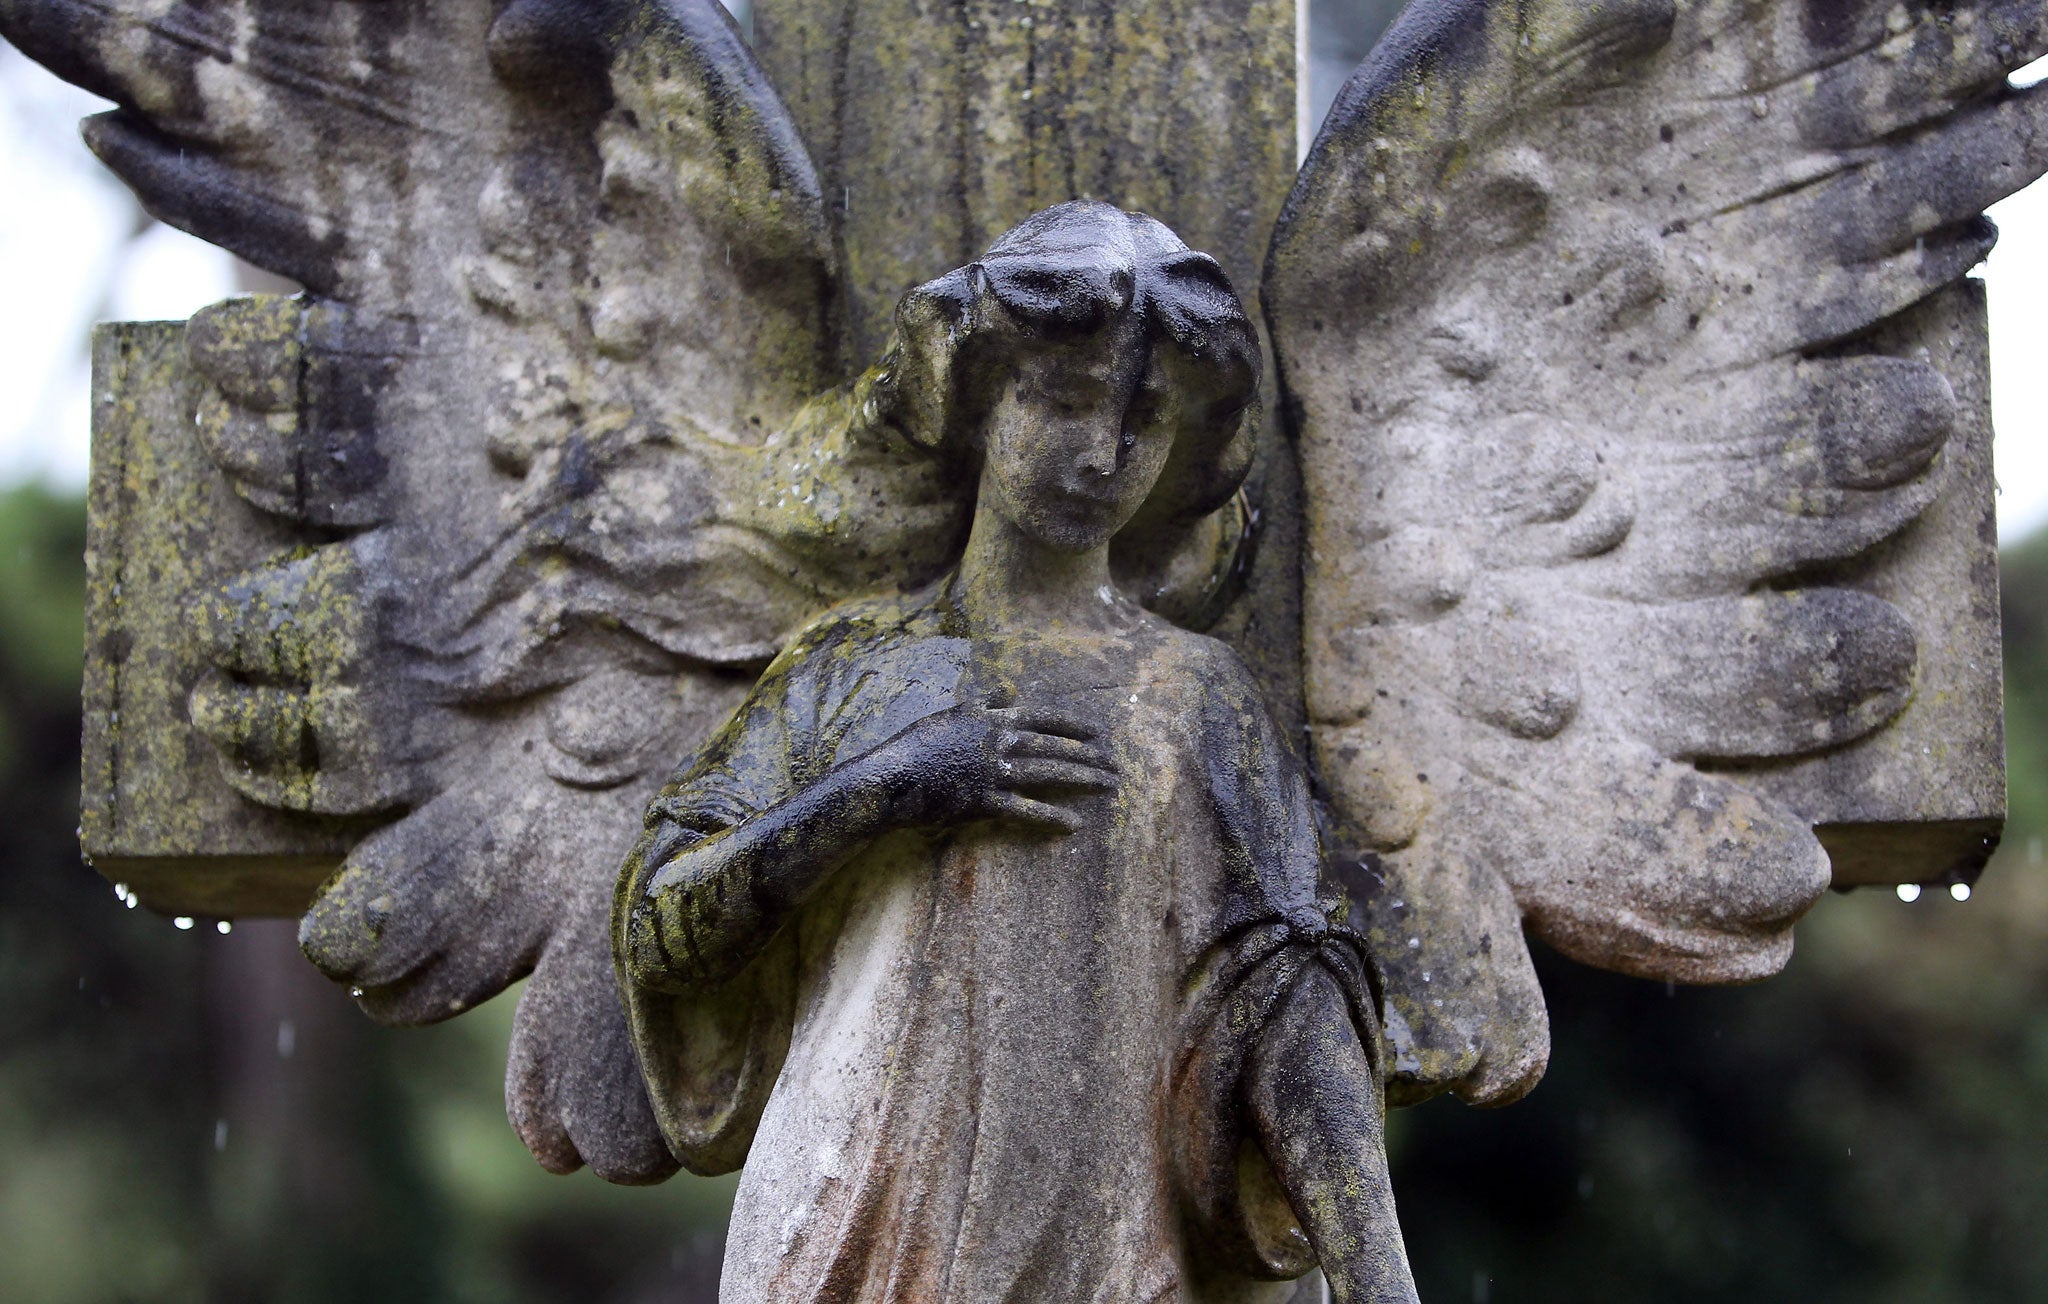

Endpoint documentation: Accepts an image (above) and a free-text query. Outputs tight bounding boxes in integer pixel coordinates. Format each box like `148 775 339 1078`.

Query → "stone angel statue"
614 203 1412 1300
5 0 2041 1296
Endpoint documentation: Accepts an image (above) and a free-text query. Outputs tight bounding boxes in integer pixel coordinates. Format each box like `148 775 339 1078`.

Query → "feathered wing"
1267 0 2046 1104
1 0 965 1180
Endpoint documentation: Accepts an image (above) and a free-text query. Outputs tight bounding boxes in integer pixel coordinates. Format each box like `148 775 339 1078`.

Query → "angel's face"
977 325 1177 554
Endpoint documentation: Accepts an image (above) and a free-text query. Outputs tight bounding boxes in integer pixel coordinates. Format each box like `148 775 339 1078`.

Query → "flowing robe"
616 577 1382 1302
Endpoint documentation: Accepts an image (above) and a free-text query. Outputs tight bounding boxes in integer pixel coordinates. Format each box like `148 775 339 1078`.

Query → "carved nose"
1076 426 1120 479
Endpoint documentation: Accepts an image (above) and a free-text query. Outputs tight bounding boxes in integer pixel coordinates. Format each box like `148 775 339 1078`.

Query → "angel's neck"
955 508 1118 635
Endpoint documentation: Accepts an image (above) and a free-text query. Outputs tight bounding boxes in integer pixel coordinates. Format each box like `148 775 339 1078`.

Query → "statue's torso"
719 585 1308 1303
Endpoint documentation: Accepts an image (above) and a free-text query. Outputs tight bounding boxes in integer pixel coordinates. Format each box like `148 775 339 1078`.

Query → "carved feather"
0 0 925 1182
4 0 1262 1183
1268 0 2046 1105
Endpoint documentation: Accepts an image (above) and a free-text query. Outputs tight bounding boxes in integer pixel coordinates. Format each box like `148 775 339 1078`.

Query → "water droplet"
350 987 365 999
277 1020 296 1060
213 1120 228 1152
216 920 233 935
113 882 129 901
1895 883 1921 903
1950 882 1971 902
174 916 195 930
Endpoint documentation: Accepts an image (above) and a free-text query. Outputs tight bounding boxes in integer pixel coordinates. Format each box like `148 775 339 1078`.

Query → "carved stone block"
1755 281 2006 888
82 322 363 916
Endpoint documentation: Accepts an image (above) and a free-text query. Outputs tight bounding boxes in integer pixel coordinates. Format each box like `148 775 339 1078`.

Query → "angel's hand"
872 702 1117 834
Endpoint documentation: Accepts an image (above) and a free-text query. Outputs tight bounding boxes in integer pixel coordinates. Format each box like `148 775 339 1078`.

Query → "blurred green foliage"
1 481 2043 1301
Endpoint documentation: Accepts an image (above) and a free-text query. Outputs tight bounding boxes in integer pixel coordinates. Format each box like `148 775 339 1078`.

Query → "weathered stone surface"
55 0 1305 919
81 322 372 917
615 202 1410 1299
754 0 1296 360
752 0 1309 732
1268 0 2040 1105
19 0 1296 1195
10 0 2043 1292
1758 281 2006 888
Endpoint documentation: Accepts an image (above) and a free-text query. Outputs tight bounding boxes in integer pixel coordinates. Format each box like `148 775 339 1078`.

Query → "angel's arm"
1190 652 1413 1300
621 722 922 993
621 690 1115 993
1245 964 1414 1304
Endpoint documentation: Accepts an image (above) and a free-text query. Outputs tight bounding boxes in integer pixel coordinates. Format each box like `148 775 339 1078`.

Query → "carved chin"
1017 506 1128 554
987 479 1134 553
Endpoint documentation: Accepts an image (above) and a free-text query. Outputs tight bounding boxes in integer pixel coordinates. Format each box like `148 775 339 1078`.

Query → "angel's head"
883 201 1260 556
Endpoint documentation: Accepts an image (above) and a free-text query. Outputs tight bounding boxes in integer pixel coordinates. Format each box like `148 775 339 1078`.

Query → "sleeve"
644 626 828 843
1169 648 1389 1278
1197 645 1335 931
609 623 835 1176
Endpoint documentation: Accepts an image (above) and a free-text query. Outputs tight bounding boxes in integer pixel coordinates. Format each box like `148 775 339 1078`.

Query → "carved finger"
194 542 374 686
184 296 394 528
304 761 633 1023
1811 357 1957 491
186 295 299 409
999 730 1117 771
187 677 414 814
1607 358 1956 597
193 387 304 517
1778 217 1999 356
990 793 1086 833
1832 82 2048 263
1804 0 2048 146
81 110 333 291
1495 754 1829 985
1000 757 1117 792
1327 834 1548 1108
302 799 546 1018
187 296 311 520
0 0 197 116
1599 588 1917 761
991 705 1101 741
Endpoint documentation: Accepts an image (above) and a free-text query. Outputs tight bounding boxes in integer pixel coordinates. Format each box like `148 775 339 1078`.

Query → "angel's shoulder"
1134 616 1264 705
759 583 963 719
779 581 949 655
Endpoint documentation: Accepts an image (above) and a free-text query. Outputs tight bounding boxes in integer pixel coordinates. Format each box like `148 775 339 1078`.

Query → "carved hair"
879 200 1262 524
